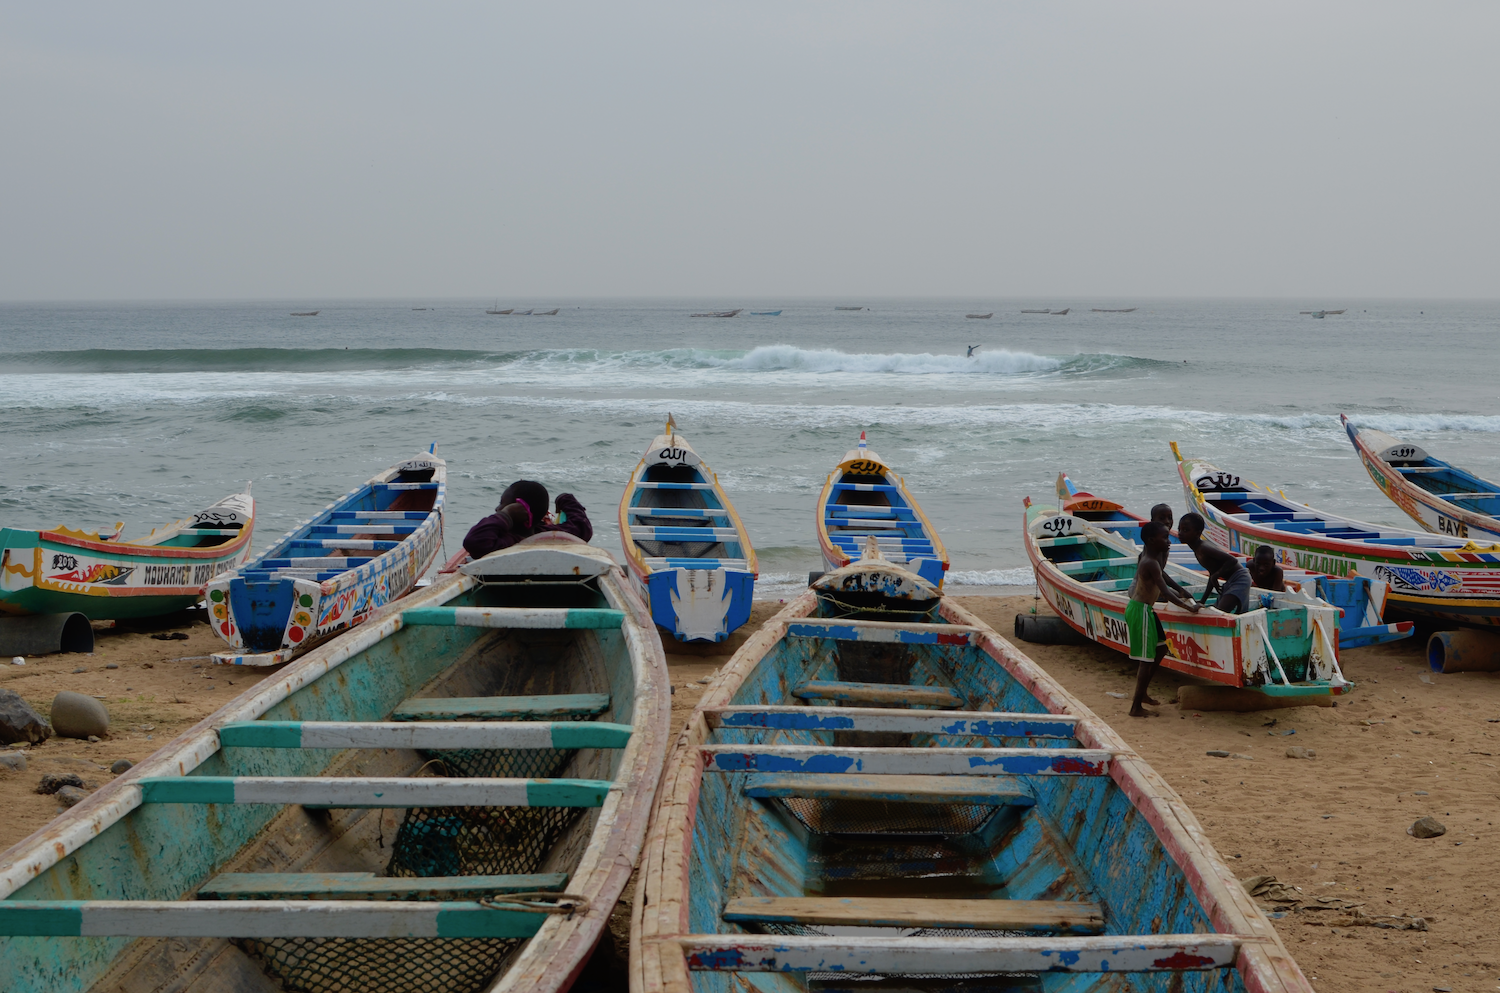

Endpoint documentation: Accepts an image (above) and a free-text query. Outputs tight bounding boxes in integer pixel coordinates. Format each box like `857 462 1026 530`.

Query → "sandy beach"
3 596 1497 992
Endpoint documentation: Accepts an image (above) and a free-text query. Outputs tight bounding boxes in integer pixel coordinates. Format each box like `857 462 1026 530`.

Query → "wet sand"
4 596 1498 992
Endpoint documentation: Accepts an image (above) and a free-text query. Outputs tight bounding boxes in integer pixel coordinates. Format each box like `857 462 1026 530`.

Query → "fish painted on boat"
207 452 445 666
815 430 948 587
1345 414 1500 544
632 544 1316 993
0 532 670 993
618 416 757 643
1173 441 1500 629
0 491 254 619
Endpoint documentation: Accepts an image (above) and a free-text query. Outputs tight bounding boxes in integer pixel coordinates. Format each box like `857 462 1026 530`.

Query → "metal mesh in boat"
237 936 519 993
779 796 1001 836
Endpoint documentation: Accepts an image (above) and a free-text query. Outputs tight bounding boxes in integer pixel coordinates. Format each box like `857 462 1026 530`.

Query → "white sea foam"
947 567 1036 588
719 345 1063 376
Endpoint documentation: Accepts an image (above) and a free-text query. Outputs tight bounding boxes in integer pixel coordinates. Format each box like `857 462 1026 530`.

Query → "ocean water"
3 299 1497 597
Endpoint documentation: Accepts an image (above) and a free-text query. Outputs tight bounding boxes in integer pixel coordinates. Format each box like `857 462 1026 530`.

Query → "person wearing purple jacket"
462 480 593 559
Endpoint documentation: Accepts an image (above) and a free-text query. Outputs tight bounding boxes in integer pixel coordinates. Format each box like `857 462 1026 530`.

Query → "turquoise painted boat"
0 533 670 993
1344 414 1500 543
0 490 255 620
207 451 446 666
631 549 1315 993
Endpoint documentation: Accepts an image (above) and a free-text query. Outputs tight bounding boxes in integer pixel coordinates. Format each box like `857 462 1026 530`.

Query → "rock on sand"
0 689 52 745
1409 816 1447 839
50 691 108 740
55 785 90 808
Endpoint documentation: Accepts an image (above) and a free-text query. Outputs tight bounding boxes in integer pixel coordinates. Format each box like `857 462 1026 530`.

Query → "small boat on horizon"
1021 308 1051 314
486 309 513 315
411 307 428 311
834 305 864 311
689 309 741 318
1050 307 1070 315
290 311 319 317
749 309 781 316
1091 307 1137 313
1299 309 1345 316
535 308 560 316
965 312 993 318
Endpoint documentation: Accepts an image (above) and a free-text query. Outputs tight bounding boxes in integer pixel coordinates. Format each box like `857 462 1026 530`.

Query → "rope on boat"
479 892 591 917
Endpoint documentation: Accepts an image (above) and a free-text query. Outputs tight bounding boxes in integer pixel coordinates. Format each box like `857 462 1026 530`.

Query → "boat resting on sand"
0 491 255 620
0 534 670 993
1173 442 1500 629
631 549 1315 993
1053 472 1413 650
618 417 757 643
815 431 948 587
1024 496 1349 697
1345 414 1500 544
207 452 446 666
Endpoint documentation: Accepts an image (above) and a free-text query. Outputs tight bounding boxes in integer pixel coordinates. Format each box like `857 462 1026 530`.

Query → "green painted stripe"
139 777 237 804
564 609 626 629
525 779 612 807
0 901 84 936
436 903 546 938
218 722 305 748
549 722 633 749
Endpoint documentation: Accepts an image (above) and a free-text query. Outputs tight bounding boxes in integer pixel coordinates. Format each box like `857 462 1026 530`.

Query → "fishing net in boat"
779 795 1001 837
233 747 586 993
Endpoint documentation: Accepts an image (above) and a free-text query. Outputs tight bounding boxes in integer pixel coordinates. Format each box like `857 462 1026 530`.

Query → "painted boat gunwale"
813 440 950 579
629 577 1314 993
1344 413 1500 542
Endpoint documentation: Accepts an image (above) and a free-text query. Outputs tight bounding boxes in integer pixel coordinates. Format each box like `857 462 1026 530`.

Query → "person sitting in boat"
1127 521 1201 718
1249 545 1286 592
463 480 592 558
1178 513 1252 614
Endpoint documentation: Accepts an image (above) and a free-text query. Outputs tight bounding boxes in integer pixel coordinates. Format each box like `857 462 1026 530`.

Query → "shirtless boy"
1127 521 1201 717
1249 545 1286 592
1178 512 1253 614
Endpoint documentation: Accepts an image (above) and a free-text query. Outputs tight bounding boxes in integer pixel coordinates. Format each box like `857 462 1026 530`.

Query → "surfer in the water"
966 345 979 358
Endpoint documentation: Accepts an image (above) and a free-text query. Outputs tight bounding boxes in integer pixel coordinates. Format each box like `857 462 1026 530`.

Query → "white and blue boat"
207 450 446 666
815 431 948 587
618 417 757 643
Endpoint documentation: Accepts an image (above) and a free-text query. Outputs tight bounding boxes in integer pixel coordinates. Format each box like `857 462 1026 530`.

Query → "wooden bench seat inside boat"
1053 556 1135 575
137 776 611 808
218 719 632 749
742 773 1035 806
198 871 568 900
709 705 1077 738
391 692 610 720
793 680 962 708
721 896 1104 934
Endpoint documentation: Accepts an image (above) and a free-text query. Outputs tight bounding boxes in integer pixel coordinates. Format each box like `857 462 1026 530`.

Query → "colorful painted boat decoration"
815 431 948 587
1054 472 1414 650
1173 442 1500 629
0 533 670 993
207 451 446 666
1024 496 1349 696
631 548 1315 993
0 491 254 620
1345 414 1500 543
619 417 756 643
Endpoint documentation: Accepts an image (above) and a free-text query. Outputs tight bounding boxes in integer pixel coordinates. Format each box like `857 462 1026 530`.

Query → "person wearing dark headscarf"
462 480 593 558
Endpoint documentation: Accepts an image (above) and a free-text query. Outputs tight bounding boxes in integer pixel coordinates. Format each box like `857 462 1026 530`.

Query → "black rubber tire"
1014 612 1088 645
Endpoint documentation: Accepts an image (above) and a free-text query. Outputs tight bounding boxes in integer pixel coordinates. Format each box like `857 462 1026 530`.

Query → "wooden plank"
0 900 544 938
198 871 568 899
784 619 978 647
709 706 1077 738
629 526 741 541
138 776 611 807
628 507 724 518
633 481 714 490
678 933 1241 973
793 681 964 707
218 720 632 750
721 896 1104 934
701 745 1111 776
743 773 1034 806
1053 557 1135 574
400 606 624 629
391 693 610 721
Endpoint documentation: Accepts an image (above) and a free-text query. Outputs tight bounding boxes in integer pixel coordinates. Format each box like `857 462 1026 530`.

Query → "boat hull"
637 566 754 643
814 438 949 587
1345 415 1500 543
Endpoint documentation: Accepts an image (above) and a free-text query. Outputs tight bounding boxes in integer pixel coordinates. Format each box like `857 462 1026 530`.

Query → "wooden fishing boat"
536 309 561 316
1024 495 1350 696
1173 442 1500 628
207 451 446 666
631 549 1314 993
965 312 993 319
618 417 756 643
291 311 320 317
1345 414 1500 543
749 310 782 316
0 533 670 993
834 306 863 311
690 309 742 318
815 431 948 588
1053 472 1413 650
1091 307 1137 313
0 491 254 620
1020 308 1051 314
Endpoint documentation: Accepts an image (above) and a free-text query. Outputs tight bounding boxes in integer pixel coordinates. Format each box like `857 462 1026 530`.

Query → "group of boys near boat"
1126 504 1285 718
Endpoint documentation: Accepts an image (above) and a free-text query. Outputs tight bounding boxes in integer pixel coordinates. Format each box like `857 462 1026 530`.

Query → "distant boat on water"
515 309 533 316
290 311 319 317
965 312 993 319
834 306 864 311
1021 308 1051 314
1300 309 1345 316
749 310 781 316
486 308 513 315
535 308 560 316
411 307 428 311
1050 308 1070 316
690 309 742 318
1091 307 1137 313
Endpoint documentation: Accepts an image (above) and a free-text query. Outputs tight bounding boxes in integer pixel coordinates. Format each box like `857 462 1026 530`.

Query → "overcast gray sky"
2 3 1496 300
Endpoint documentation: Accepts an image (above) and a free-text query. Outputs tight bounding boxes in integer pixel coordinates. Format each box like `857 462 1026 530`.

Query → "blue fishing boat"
749 310 782 316
632 549 1314 993
207 450 446 666
1345 414 1500 543
618 416 757 642
815 431 948 587
0 534 671 993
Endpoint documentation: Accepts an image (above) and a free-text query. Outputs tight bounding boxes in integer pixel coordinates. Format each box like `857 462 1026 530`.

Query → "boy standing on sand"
1127 521 1200 717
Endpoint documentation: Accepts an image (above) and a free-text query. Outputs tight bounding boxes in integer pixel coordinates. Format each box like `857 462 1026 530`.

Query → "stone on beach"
1285 746 1317 759
51 690 109 739
55 785 90 807
0 751 26 772
36 772 85 795
1409 816 1447 839
0 688 52 744
110 759 134 775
